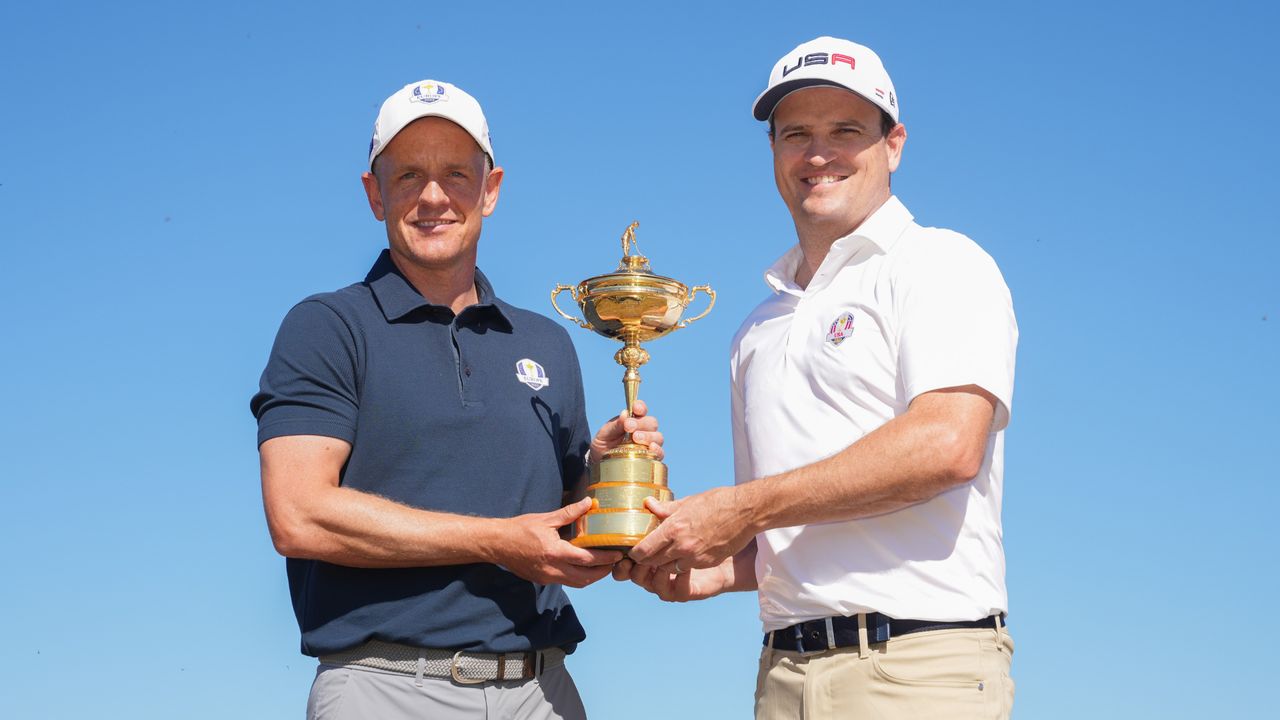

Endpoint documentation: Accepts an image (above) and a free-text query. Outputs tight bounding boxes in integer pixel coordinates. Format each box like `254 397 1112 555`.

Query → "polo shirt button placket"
450 322 469 403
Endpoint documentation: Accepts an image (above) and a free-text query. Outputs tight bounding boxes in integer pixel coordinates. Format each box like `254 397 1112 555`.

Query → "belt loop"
824 617 836 651
535 650 544 677
415 649 426 688
995 613 1005 637
856 613 870 660
766 630 775 666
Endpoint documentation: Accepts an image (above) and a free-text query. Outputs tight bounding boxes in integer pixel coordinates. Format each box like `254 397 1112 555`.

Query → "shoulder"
896 223 995 265
497 300 576 344
890 223 1007 286
293 282 376 321
275 282 376 348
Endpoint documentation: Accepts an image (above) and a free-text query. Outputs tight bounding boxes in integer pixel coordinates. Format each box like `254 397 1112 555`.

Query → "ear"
361 171 385 221
885 123 907 174
481 166 504 217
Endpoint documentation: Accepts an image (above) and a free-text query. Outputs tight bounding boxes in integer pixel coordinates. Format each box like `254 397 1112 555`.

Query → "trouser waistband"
766 613 1006 653
320 639 566 684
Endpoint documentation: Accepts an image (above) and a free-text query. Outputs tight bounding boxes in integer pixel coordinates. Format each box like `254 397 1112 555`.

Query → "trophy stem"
613 337 650 442
622 366 640 423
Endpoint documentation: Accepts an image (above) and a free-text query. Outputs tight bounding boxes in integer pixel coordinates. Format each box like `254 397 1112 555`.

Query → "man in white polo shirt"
619 37 1018 718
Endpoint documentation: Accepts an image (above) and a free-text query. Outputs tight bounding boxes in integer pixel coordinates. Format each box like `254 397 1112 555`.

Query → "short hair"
768 108 897 140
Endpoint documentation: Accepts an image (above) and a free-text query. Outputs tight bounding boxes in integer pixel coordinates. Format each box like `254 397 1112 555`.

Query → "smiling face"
361 116 503 282
770 87 906 245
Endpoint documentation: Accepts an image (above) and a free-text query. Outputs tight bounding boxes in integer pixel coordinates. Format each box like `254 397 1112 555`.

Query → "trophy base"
572 443 670 552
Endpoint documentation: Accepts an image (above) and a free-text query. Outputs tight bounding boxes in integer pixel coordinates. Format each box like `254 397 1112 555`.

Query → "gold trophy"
551 222 715 551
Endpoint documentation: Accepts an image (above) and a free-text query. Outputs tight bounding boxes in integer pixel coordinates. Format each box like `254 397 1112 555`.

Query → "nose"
417 179 448 206
805 137 835 167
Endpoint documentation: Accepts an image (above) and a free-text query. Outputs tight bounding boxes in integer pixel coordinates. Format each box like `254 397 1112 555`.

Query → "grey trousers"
307 662 588 720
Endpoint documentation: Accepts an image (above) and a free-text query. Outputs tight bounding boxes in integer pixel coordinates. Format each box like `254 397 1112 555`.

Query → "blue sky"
2 1 1277 718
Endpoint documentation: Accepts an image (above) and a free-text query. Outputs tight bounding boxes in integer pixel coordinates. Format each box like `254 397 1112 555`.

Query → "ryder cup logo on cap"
368 79 495 169
752 36 899 124
411 81 448 104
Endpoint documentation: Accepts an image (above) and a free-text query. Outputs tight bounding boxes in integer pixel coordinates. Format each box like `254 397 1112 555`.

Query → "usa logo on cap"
826 312 855 346
515 358 549 390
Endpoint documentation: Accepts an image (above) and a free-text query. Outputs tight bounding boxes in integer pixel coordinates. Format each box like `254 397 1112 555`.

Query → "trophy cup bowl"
551 222 714 551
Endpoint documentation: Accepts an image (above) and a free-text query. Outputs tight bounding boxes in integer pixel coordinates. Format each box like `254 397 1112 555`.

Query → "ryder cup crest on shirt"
515 358 549 390
826 311 855 345
368 78 495 169
752 36 899 123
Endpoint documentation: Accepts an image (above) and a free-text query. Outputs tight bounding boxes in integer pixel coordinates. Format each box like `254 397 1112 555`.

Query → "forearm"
737 390 993 534
270 484 511 568
723 539 759 593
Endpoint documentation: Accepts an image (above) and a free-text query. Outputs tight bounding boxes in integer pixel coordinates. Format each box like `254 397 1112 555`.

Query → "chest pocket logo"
515 358 550 390
825 312 855 346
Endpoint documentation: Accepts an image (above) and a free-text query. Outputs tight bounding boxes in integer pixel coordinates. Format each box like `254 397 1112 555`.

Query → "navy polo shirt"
251 250 591 656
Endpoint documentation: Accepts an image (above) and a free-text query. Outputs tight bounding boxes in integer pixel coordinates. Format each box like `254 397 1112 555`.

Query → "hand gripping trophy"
552 222 715 551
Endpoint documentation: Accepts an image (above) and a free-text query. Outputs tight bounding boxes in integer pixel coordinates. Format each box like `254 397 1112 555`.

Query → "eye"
782 130 809 142
399 171 419 181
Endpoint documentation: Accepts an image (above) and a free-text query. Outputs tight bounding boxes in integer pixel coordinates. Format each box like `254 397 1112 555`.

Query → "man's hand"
611 556 734 603
591 399 664 460
627 485 756 572
496 498 622 588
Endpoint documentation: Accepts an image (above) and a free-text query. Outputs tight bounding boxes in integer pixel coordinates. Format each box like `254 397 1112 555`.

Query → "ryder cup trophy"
551 222 715 551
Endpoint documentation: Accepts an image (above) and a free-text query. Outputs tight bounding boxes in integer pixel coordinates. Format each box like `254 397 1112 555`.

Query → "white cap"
752 37 899 124
368 79 494 169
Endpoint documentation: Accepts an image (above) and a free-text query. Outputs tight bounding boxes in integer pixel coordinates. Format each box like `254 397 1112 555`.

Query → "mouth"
803 175 848 186
411 219 456 229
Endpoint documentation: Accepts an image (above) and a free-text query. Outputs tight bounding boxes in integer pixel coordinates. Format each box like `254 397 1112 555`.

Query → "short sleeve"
895 233 1018 430
729 343 753 486
250 300 361 446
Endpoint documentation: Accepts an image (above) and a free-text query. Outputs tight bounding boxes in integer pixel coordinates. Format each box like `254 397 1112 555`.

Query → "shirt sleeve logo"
515 358 550 390
825 312 856 346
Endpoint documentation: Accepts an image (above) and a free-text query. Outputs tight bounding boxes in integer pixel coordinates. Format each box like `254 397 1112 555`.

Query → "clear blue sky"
2 1 1277 718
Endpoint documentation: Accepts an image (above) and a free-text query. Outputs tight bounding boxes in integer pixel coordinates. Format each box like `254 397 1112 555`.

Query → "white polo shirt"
730 196 1018 630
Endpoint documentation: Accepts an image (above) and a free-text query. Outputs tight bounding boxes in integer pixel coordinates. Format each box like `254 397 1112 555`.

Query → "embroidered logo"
411 81 448 104
515 358 549 390
826 312 855 346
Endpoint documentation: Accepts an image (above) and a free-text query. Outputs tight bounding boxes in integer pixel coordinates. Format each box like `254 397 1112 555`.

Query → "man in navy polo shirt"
251 79 662 720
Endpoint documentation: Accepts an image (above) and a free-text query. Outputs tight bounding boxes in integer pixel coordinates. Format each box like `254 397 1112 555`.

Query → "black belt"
765 613 1004 653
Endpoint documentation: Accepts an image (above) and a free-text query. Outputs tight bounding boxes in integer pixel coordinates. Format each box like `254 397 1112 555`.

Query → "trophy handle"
551 284 590 329
676 285 716 329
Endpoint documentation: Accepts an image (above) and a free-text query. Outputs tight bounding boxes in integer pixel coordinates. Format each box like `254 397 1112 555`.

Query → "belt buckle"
792 620 831 656
450 650 488 685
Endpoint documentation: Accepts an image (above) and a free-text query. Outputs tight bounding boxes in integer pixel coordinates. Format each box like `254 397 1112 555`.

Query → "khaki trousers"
755 624 1015 720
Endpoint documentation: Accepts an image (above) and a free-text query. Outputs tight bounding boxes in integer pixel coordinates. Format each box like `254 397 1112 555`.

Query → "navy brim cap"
752 78 854 121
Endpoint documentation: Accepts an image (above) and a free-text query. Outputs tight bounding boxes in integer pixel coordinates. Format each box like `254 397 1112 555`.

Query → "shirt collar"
763 245 807 297
365 250 512 326
762 195 915 295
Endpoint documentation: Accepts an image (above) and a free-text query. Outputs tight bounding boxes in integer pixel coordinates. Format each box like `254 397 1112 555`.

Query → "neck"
791 194 892 289
389 252 480 315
